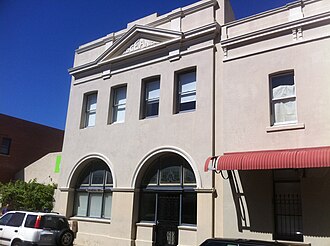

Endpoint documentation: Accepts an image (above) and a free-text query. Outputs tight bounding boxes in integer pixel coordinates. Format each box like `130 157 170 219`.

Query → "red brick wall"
0 114 64 183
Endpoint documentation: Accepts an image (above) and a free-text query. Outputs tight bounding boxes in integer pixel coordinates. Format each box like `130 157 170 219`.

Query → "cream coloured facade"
56 0 330 245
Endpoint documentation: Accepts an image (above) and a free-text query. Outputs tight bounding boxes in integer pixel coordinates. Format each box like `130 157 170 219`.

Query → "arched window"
139 154 197 225
73 159 113 219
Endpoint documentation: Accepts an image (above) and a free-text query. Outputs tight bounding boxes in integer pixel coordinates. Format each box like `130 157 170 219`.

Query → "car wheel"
12 240 22 246
56 229 74 246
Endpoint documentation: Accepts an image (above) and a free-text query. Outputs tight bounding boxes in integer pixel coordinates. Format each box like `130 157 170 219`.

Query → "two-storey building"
56 0 330 245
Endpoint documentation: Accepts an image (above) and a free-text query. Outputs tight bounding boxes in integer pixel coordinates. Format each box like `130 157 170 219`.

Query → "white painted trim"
130 146 202 189
69 216 111 224
266 123 305 132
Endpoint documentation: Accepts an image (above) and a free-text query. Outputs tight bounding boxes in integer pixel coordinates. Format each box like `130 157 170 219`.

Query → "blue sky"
0 0 294 130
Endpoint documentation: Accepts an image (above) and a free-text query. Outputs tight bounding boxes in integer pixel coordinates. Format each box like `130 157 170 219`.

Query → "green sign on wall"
54 155 61 173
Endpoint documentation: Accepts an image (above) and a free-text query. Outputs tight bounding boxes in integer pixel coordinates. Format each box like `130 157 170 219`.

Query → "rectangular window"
102 193 112 219
74 192 88 216
111 86 127 123
139 193 156 222
88 193 103 218
270 72 297 126
0 137 11 155
176 69 196 113
142 78 160 118
82 92 97 128
181 193 197 225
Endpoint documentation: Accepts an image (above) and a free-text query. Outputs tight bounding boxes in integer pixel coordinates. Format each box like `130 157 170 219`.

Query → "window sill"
136 222 156 227
178 225 197 231
266 123 305 132
69 216 111 224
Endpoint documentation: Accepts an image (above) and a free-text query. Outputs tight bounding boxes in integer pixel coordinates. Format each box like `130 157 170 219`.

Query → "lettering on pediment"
122 38 160 55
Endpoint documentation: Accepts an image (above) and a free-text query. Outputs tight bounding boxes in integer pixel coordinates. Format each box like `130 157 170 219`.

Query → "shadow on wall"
227 169 330 237
228 170 273 234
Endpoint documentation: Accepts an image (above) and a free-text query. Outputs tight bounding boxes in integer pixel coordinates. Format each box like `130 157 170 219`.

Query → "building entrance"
156 194 180 246
138 154 197 246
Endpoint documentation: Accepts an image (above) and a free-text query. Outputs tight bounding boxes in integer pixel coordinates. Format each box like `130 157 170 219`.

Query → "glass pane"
179 71 196 93
139 193 156 221
105 171 113 185
7 212 25 227
0 138 11 155
74 192 88 217
182 193 197 225
87 94 97 111
24 215 37 228
103 193 112 219
89 193 103 218
272 74 294 91
86 112 96 127
272 85 295 99
91 170 104 186
146 80 160 100
115 87 127 105
0 213 13 225
113 107 126 123
183 167 196 184
146 101 159 117
160 166 180 184
180 93 196 103
80 173 90 187
274 100 296 124
180 101 196 112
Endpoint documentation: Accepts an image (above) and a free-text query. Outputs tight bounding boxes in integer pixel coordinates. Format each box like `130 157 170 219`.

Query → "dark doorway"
138 154 197 246
156 194 180 246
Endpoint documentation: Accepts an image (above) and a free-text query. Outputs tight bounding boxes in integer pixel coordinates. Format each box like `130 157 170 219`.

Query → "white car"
0 211 74 246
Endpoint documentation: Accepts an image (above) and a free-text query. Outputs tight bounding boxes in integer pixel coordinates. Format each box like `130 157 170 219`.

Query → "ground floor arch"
136 153 197 246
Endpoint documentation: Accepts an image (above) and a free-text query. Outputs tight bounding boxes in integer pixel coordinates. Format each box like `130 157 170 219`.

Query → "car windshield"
40 216 69 230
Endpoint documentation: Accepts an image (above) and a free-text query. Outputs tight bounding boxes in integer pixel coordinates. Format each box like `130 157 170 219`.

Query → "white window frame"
176 68 196 113
270 72 297 126
111 85 127 124
143 78 160 118
83 92 97 128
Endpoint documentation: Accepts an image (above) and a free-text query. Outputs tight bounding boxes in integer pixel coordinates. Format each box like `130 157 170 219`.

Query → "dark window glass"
40 216 69 230
0 213 13 225
0 137 11 155
183 167 196 184
7 212 25 227
91 170 104 186
160 166 180 184
182 193 197 225
139 193 156 221
24 215 37 228
105 171 113 185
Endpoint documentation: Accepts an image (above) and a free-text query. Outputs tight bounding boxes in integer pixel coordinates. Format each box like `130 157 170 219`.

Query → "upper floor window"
270 72 297 126
111 86 127 123
0 137 11 155
82 92 97 128
142 77 160 118
175 68 196 113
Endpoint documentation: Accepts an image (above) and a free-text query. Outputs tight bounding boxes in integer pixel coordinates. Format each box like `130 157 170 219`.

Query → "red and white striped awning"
204 146 330 172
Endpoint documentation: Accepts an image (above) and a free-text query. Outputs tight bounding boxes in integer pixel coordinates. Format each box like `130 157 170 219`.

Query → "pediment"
98 25 182 63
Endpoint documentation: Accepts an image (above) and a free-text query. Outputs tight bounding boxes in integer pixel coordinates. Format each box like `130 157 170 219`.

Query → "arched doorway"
138 154 197 246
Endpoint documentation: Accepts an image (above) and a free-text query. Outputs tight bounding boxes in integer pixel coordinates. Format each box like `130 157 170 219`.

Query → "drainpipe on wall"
211 30 217 239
